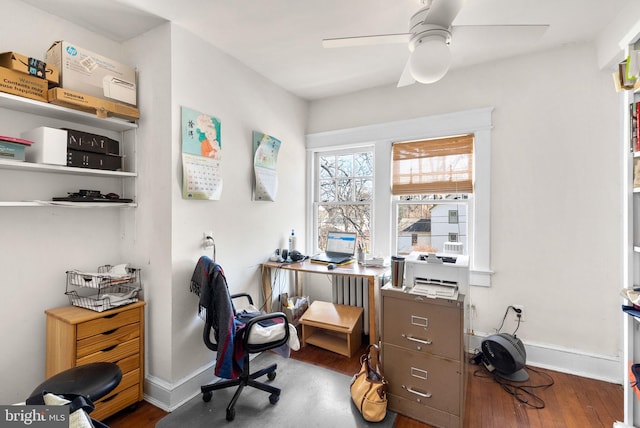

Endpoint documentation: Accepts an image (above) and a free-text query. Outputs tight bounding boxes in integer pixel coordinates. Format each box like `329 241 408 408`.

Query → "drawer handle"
104 313 118 319
103 329 118 335
411 315 428 328
402 385 432 399
100 393 118 403
402 334 432 346
101 344 118 352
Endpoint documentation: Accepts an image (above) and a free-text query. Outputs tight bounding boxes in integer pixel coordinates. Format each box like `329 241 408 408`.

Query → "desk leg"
261 266 272 313
367 275 377 346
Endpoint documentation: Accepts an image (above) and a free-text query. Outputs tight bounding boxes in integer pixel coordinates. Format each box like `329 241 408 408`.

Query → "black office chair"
198 266 290 421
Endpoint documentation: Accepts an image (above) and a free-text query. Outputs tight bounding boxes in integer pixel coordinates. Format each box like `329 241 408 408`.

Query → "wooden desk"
261 259 389 345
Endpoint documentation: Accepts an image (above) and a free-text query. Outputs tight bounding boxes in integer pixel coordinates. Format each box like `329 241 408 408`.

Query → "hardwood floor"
104 341 624 428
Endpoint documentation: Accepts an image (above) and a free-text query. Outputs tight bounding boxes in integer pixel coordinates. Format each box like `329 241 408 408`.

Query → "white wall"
307 42 622 381
0 0 146 405
126 24 308 409
0 2 308 409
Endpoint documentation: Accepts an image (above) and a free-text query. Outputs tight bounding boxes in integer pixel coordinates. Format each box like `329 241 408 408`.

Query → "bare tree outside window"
316 150 374 251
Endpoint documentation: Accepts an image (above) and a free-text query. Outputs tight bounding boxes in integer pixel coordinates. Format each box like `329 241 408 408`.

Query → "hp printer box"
46 41 137 106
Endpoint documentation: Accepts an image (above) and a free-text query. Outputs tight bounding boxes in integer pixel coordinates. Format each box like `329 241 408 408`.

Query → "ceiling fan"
322 0 549 87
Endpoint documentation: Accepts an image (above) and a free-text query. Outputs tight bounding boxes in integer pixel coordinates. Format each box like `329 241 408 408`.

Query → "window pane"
396 202 467 256
320 180 336 202
336 154 353 177
318 204 371 250
355 152 373 176
355 178 372 202
319 155 334 179
336 178 353 201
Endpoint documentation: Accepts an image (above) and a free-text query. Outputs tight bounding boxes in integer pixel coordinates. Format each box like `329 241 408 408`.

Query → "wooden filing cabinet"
45 301 145 421
381 288 465 428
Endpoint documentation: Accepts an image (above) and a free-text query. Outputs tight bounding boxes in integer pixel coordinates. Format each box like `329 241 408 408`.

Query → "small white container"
21 127 67 165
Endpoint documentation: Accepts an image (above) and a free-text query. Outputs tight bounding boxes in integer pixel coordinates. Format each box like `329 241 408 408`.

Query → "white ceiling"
20 0 630 100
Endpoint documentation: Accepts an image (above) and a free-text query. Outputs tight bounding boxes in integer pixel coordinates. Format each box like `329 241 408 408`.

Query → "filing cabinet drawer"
383 344 461 415
383 293 461 360
76 337 139 366
388 393 461 428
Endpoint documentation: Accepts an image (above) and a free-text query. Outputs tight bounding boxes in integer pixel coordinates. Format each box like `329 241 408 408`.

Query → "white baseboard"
142 354 264 412
143 361 217 412
468 332 622 384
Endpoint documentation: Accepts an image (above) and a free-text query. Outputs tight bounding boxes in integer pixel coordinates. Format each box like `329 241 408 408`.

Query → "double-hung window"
392 134 473 256
313 148 374 251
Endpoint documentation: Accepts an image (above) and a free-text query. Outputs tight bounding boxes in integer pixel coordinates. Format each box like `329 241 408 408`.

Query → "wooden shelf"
0 91 137 131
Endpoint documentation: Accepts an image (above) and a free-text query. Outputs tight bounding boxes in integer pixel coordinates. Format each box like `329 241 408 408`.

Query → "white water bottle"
288 229 297 252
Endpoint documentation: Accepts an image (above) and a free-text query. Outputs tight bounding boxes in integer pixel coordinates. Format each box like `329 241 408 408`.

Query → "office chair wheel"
269 393 279 405
226 408 235 421
202 391 212 402
267 371 276 381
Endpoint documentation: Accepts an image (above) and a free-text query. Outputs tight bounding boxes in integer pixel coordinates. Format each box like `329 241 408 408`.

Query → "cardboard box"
48 87 139 120
46 41 137 105
0 66 48 102
21 127 67 165
0 52 59 86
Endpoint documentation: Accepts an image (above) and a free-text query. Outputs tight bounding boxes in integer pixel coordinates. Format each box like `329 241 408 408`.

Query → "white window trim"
306 107 493 287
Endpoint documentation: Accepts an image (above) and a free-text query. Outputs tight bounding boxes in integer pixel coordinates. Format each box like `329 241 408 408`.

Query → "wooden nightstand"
44 301 145 421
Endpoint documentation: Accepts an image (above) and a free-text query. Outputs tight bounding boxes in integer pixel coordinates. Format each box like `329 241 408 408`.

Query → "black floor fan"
480 333 529 382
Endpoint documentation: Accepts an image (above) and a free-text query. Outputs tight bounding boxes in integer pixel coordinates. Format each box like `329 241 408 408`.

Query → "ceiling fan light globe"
409 37 451 84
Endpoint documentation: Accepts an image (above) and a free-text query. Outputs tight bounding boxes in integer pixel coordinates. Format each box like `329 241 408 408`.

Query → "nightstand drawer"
76 323 140 358
77 308 141 340
383 294 461 359
383 344 461 415
76 337 139 366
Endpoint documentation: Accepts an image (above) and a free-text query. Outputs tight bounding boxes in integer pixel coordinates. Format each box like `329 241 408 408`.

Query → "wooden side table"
299 301 363 357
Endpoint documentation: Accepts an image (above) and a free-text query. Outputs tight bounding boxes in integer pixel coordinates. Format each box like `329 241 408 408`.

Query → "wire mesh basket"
65 264 142 312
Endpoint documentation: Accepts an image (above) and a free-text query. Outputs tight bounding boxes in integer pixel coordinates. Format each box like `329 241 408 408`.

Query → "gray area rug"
157 351 396 427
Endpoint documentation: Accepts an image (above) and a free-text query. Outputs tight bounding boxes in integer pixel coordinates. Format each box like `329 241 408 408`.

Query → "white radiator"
331 275 369 335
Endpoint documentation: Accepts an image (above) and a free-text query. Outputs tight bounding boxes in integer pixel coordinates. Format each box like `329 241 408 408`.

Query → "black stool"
29 362 122 405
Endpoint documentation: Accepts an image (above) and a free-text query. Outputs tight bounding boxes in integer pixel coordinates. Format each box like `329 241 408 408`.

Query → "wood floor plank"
103 339 624 428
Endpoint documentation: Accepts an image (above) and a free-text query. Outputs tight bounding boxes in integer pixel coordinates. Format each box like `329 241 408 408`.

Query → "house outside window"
392 134 473 256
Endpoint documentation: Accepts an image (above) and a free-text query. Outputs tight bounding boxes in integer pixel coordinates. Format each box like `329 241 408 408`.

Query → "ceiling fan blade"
423 0 465 26
397 58 415 88
322 33 410 48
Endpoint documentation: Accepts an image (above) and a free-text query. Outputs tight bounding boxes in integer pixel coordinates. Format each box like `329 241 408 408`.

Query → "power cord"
472 363 554 409
496 305 522 336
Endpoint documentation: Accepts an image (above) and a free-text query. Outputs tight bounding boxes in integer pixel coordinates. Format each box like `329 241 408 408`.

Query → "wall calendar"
181 106 223 200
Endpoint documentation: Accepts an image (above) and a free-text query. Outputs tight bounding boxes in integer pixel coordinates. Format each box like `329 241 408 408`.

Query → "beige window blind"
391 134 474 195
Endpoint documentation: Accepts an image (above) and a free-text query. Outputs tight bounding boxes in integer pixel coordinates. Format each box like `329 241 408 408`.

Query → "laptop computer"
310 231 357 264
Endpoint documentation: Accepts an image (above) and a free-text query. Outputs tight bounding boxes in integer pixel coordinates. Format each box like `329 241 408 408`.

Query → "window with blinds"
391 134 474 195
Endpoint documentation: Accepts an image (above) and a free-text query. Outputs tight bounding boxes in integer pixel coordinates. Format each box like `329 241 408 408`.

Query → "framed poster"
181 107 223 200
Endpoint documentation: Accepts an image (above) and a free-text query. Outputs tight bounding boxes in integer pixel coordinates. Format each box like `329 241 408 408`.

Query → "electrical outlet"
513 305 525 322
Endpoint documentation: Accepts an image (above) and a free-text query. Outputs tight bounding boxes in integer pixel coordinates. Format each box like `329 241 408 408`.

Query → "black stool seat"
30 363 122 402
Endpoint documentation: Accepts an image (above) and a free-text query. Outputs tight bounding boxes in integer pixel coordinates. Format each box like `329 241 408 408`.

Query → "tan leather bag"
350 344 388 422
